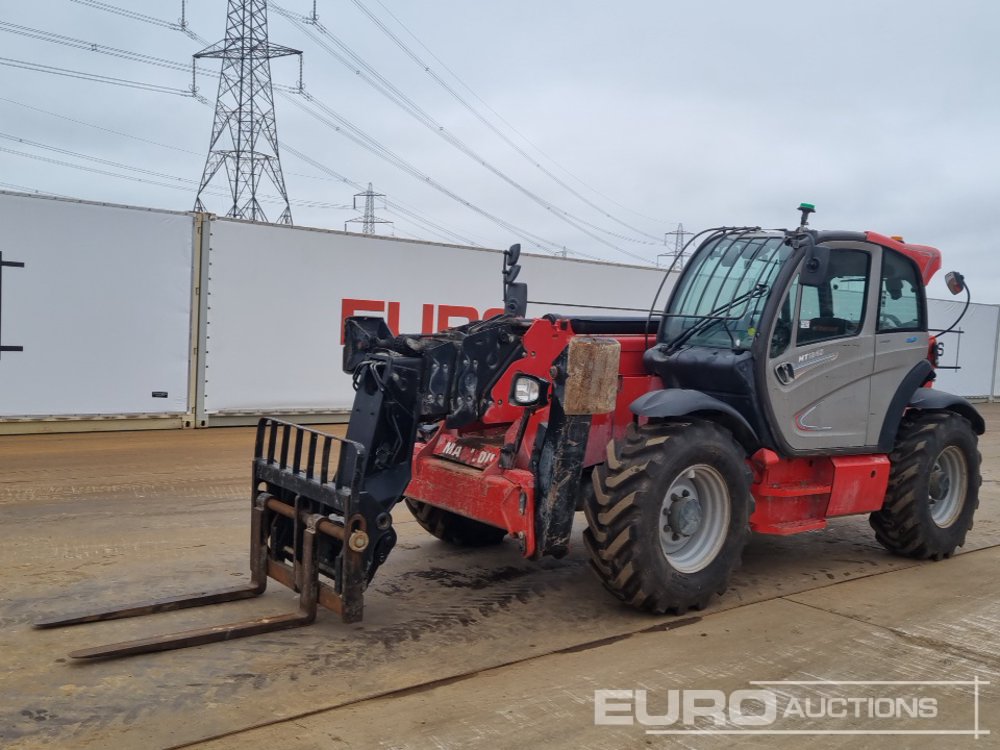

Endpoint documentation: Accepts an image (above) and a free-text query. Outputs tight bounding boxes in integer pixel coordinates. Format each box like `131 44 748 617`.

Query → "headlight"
511 374 548 407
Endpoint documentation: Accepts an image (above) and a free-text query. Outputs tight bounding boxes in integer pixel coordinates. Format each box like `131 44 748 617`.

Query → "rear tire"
870 411 981 560
404 498 508 547
583 420 751 614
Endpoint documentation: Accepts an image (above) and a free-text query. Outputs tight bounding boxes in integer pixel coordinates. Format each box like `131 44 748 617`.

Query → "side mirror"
799 243 831 287
502 242 527 317
945 271 965 295
885 276 903 300
505 243 521 266
505 282 527 317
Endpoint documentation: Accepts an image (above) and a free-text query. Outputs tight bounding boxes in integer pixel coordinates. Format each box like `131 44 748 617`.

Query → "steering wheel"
769 319 791 358
879 312 903 329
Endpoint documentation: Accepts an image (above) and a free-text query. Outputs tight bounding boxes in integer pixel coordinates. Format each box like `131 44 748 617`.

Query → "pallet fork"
35 405 414 659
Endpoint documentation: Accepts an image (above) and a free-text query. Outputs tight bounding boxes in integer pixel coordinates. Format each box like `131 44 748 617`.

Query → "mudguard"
908 387 985 435
630 388 759 451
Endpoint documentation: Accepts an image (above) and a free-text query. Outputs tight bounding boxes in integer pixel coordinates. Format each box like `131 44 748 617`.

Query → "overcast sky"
1 0 997 301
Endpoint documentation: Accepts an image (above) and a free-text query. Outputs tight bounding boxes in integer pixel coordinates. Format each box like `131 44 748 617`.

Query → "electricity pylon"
193 0 301 224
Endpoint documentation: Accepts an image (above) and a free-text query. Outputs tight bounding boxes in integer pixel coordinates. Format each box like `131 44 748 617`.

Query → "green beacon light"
797 202 816 228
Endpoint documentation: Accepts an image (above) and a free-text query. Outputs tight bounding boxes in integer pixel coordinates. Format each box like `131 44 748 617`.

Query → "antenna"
797 202 816 229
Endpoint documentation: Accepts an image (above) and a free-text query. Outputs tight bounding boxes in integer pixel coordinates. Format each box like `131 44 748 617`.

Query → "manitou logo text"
438 439 496 467
340 298 505 343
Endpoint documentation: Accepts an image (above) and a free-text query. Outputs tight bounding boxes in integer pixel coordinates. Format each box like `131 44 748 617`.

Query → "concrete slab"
190 549 1000 750
1 404 997 749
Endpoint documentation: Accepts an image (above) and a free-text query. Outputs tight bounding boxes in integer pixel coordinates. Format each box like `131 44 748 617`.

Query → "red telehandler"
38 204 983 659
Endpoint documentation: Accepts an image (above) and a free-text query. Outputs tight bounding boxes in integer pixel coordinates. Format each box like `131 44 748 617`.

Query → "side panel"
867 248 932 444
0 194 193 418
928 297 1000 399
203 220 670 415
826 455 890 516
765 247 878 451
749 450 890 534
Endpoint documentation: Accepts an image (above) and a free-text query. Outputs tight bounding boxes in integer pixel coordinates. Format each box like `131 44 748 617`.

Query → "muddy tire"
583 420 752 614
870 411 981 560
404 498 508 547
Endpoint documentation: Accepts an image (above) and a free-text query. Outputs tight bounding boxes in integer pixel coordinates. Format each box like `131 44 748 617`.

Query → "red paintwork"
826 455 891 516
405 227 932 552
407 318 661 557
926 335 939 384
866 231 942 285
748 449 889 535
481 318 575 425
409 430 539 556
479 319 661 468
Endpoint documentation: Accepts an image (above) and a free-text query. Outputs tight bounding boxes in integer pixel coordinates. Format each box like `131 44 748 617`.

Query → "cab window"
796 250 869 346
769 276 798 358
878 250 924 332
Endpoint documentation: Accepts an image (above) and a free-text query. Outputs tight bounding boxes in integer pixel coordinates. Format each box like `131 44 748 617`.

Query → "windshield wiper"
662 284 768 355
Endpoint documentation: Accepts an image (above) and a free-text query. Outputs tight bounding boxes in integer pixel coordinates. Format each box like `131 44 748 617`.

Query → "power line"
0 16 305 97
0 95 328 189
0 94 587 259
0 181 69 199
0 21 597 259
366 0 667 228
0 95 199 155
0 93 481 245
278 141 483 247
276 1 653 256
0 142 324 209
0 21 193 73
283 96 605 261
68 0 209 44
0 131 196 182
0 131 347 209
69 0 177 30
281 90 602 258
352 0 673 236
0 56 193 96
0 142 215 193
272 4 657 262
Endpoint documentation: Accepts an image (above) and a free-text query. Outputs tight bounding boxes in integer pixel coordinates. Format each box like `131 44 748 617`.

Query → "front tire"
583 420 751 614
404 498 508 547
870 411 981 560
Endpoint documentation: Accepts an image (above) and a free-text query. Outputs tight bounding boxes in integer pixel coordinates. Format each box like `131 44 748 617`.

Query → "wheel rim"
929 445 967 528
659 464 731 573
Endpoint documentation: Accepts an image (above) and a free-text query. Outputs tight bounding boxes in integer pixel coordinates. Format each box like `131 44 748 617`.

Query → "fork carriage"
36 419 387 659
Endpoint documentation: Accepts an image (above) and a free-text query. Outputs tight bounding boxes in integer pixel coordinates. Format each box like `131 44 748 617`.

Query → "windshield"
661 233 793 349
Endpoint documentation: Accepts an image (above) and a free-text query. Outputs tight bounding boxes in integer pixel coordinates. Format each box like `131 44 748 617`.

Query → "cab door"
765 246 879 452
866 248 931 445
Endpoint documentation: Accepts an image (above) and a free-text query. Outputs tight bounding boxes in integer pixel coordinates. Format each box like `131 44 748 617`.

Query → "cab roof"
866 231 942 285
811 229 942 286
